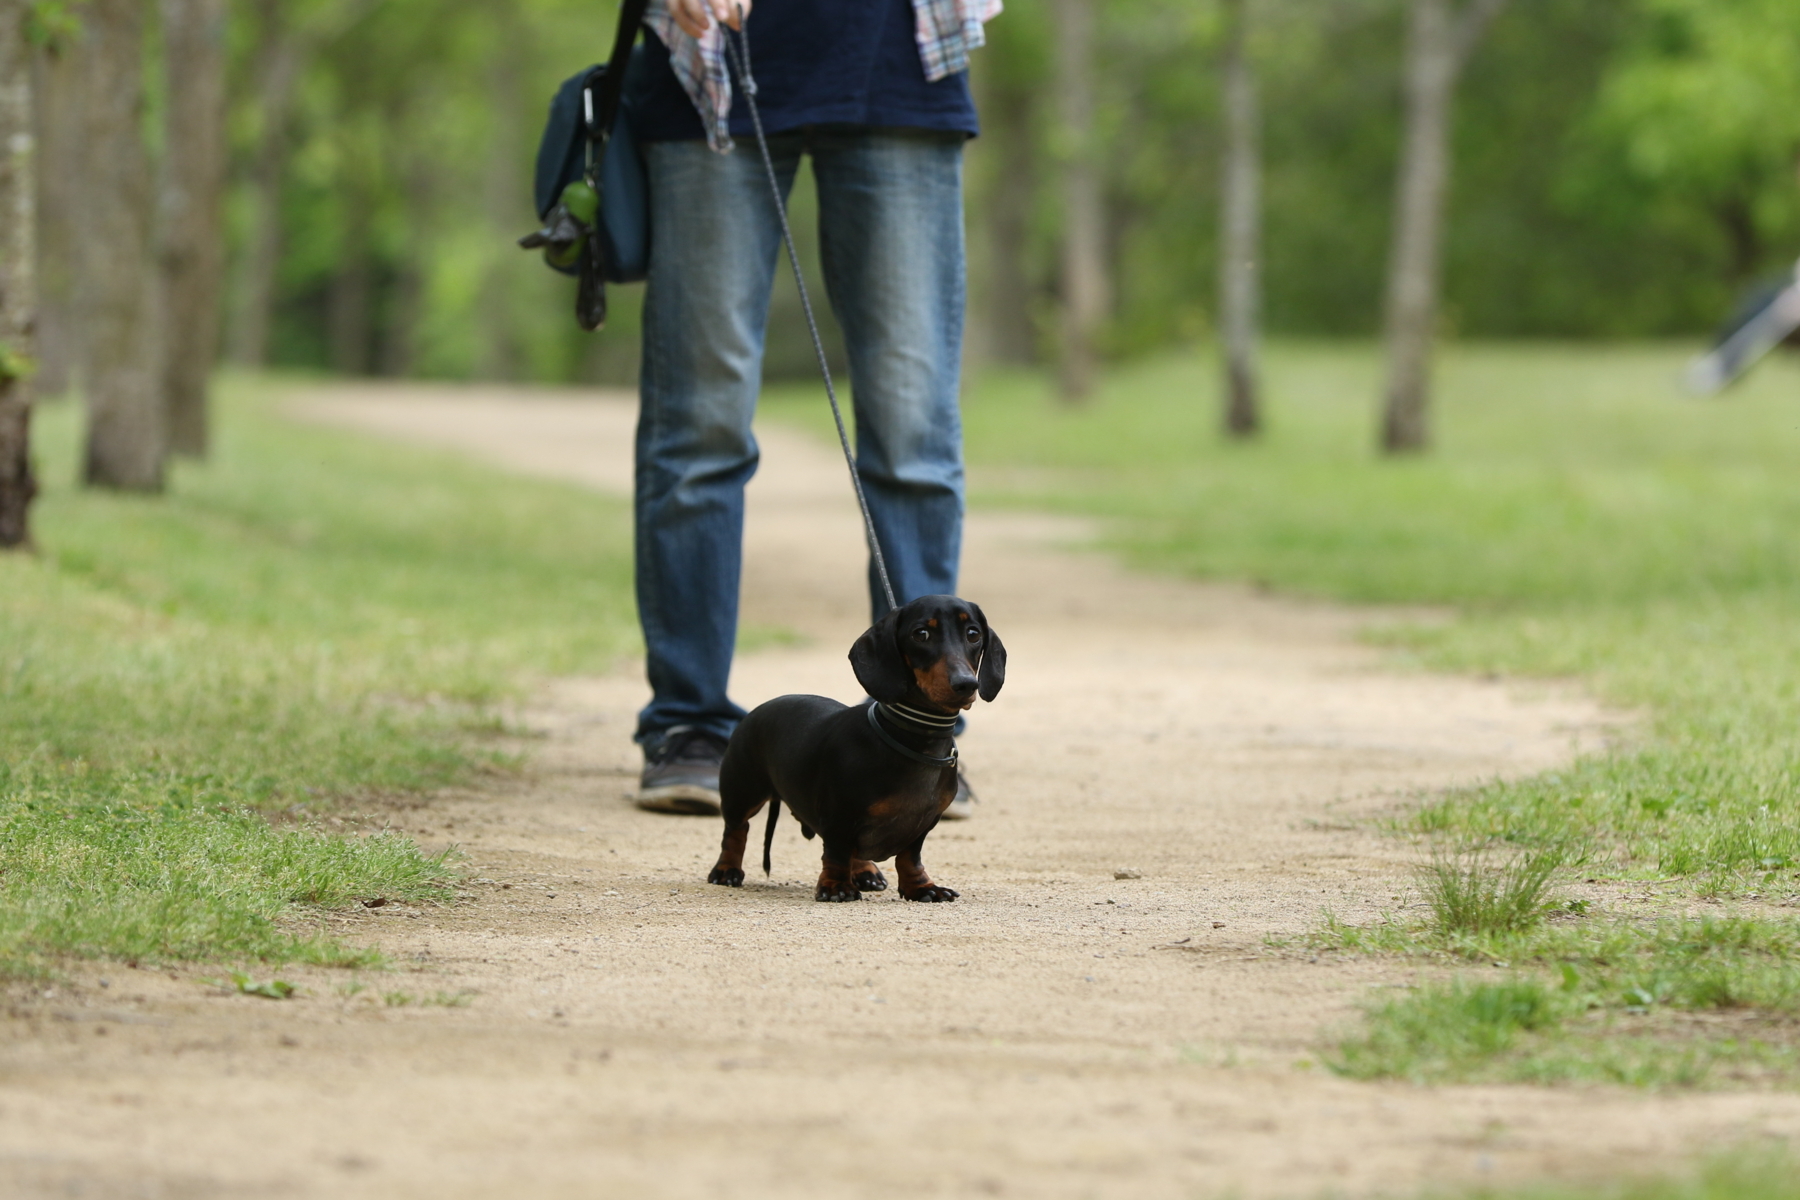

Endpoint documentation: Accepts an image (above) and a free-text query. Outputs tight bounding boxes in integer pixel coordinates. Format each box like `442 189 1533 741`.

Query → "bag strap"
590 0 650 144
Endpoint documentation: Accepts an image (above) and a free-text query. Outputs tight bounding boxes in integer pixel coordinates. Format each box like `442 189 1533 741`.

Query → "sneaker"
940 768 976 821
634 726 728 815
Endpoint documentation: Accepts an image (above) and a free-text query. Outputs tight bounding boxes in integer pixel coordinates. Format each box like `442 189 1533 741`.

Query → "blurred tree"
477 2 529 381
223 0 1795 390
227 0 296 367
228 0 378 368
29 14 77 400
1566 0 1800 289
76 0 166 490
159 0 229 456
1 0 38 545
1098 0 1210 358
1379 0 1506 454
1052 0 1107 401
1217 0 1260 438
968 4 1051 367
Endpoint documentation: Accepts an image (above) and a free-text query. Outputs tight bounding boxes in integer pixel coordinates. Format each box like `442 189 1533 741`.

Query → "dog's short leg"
850 858 888 892
896 836 957 903
815 846 862 902
708 799 766 888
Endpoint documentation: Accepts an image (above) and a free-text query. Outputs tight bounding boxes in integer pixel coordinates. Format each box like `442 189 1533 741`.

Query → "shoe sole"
632 784 722 816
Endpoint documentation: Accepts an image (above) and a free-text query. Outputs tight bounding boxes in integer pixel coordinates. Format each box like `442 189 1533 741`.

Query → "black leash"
723 13 899 614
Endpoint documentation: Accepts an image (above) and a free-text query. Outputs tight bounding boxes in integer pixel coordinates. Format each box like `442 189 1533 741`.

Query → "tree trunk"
76 0 165 490
1218 0 1261 438
477 8 526 381
30 41 79 399
328 199 372 374
1379 0 1507 454
379 259 423 378
1 0 39 546
158 0 228 456
1052 0 1106 402
977 66 1038 366
227 1 303 368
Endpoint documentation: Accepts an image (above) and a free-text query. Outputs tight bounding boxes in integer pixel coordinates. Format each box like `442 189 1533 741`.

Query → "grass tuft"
1422 844 1568 936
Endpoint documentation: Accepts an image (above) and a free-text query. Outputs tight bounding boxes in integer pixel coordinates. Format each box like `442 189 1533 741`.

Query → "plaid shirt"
643 0 1002 152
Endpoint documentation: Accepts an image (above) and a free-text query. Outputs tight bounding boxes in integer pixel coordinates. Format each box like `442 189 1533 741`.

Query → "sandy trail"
6 381 1797 1200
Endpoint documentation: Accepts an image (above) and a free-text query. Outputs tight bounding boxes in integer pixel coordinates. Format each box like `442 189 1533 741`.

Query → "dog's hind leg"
707 808 764 887
709 751 770 888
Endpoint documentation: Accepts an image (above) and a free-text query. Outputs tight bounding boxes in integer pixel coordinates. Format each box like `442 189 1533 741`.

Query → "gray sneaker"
634 727 728 815
940 768 976 820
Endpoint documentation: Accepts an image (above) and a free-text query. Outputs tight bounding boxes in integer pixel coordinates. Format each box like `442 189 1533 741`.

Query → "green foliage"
241 0 643 383
1566 0 1800 285
25 0 83 50
0 342 33 385
244 0 1800 383
0 380 639 975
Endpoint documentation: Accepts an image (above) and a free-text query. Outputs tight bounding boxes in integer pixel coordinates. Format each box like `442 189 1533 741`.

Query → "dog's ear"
971 602 1006 702
849 608 910 703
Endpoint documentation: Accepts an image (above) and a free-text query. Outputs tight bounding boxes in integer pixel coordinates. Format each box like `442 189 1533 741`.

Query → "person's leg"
636 136 803 757
808 129 967 618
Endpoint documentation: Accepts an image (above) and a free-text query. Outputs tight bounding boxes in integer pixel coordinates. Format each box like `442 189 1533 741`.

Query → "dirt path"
6 381 1798 1199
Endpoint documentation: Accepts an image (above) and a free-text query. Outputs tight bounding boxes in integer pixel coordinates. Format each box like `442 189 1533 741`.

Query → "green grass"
1323 913 1800 1086
769 340 1800 1085
1444 1153 1800 1200
1 376 639 976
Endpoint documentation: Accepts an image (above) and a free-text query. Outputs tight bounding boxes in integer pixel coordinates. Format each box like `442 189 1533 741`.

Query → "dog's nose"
950 671 979 697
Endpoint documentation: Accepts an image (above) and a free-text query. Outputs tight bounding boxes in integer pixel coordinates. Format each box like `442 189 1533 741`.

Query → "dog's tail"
761 796 781 876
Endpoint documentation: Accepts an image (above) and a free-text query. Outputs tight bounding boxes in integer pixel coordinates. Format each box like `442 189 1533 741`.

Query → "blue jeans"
634 128 967 747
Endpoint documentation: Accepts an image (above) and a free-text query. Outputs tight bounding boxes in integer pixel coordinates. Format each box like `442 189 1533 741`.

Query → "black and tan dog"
706 595 1005 902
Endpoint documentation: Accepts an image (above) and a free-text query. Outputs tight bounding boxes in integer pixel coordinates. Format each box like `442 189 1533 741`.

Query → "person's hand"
669 0 750 39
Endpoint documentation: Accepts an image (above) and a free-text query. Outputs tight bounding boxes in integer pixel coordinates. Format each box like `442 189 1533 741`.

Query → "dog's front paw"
708 866 745 888
852 868 888 893
901 884 958 903
814 881 863 902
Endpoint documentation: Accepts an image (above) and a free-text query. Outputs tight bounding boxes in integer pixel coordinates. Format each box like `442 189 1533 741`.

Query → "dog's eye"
965 627 982 644
911 628 932 642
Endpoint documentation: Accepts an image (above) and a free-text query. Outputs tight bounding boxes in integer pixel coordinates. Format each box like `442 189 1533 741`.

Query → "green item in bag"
516 179 602 272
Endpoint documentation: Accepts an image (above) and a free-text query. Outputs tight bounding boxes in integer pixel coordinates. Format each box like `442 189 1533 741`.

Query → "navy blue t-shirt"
632 0 979 142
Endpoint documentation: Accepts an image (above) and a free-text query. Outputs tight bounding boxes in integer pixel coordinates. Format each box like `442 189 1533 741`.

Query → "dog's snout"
949 669 979 696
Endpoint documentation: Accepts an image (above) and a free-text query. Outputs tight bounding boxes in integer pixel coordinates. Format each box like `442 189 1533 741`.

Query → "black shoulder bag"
518 0 651 331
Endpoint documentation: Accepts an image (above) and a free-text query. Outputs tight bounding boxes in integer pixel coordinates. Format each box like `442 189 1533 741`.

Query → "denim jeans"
635 128 967 747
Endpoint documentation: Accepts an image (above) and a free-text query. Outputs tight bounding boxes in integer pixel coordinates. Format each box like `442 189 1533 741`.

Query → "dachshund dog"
706 595 1005 902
